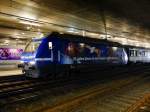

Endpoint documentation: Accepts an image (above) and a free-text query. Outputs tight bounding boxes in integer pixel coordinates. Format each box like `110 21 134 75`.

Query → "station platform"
0 69 22 77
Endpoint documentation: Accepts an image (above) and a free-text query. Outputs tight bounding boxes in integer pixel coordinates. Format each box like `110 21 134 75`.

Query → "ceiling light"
27 26 31 30
4 40 9 44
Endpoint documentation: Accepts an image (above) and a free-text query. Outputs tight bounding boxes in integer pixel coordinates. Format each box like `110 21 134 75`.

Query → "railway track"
0 64 150 112
37 74 150 112
0 77 75 106
126 93 150 112
35 65 150 112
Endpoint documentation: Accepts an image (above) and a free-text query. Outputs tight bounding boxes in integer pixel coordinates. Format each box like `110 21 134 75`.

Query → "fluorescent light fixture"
19 21 41 26
67 28 79 33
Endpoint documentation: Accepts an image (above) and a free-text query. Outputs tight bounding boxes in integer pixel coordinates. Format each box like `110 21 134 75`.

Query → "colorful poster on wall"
0 48 23 60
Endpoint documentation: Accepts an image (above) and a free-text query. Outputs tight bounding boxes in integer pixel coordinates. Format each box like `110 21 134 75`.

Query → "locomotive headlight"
20 60 24 64
21 55 35 60
29 61 36 65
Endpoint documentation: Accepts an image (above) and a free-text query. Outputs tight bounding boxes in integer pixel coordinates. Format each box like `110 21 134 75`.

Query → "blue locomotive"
20 32 150 78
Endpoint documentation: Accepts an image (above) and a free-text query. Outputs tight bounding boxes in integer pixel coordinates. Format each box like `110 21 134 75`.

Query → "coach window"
135 50 138 56
148 51 150 57
148 52 150 57
142 51 145 56
130 50 135 56
146 51 148 56
139 51 143 57
138 51 141 56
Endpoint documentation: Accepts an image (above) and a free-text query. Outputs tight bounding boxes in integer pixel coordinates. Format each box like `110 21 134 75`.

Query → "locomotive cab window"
25 40 42 52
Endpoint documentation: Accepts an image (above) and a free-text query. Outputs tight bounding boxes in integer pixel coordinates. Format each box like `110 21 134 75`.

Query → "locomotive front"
20 38 42 78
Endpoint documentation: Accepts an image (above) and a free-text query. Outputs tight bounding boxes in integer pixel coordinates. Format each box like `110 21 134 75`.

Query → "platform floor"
0 69 22 77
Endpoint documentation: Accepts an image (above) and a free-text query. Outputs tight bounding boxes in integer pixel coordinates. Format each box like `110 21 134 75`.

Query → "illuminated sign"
0 48 23 60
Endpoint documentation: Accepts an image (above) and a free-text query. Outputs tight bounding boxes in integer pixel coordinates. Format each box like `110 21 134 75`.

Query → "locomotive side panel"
59 39 128 66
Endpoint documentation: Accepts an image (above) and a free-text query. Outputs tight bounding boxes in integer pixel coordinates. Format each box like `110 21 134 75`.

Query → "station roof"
0 0 150 47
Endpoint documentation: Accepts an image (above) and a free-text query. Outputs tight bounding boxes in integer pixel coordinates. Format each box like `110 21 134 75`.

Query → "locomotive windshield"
25 40 42 52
